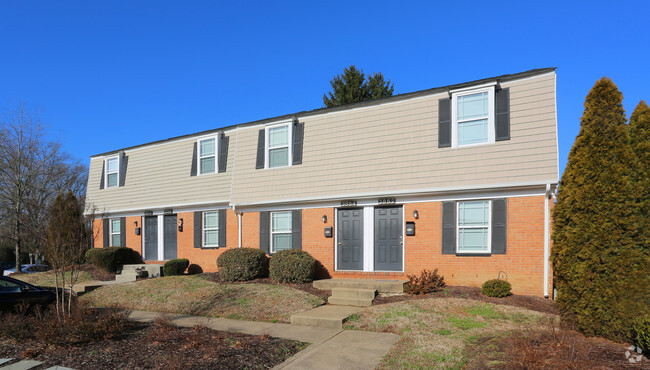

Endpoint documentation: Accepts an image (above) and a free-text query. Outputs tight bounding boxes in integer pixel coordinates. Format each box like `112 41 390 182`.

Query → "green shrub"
632 315 650 355
85 247 143 273
404 269 446 295
269 250 315 283
187 264 203 275
217 248 268 282
481 279 512 298
163 258 189 276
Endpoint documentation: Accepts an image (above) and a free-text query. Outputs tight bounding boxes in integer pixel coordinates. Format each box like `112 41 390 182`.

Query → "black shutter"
292 210 302 250
194 211 202 248
218 209 227 247
259 211 270 254
190 142 198 176
495 88 510 141
255 129 265 169
442 202 456 254
120 217 126 247
438 98 452 148
218 135 229 173
119 152 128 187
103 219 109 247
292 119 304 165
99 161 105 189
491 199 507 254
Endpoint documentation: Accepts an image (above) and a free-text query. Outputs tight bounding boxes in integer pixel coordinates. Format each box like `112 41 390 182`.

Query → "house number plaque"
378 198 396 205
340 200 357 207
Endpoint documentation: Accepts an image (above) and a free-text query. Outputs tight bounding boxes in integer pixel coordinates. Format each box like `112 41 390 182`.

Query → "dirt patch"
78 264 116 281
0 318 305 369
374 285 557 315
200 272 331 301
467 325 648 369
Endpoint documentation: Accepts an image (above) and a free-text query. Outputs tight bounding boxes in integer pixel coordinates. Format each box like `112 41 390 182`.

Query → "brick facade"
93 195 552 297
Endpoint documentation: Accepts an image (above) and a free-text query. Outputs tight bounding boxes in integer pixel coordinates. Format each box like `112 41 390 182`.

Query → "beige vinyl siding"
230 73 558 204
86 135 233 213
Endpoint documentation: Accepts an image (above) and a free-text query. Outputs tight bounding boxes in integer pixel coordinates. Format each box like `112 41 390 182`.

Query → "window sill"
455 252 492 257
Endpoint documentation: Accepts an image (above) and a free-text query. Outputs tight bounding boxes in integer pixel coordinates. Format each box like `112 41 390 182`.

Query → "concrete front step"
313 278 404 293
120 264 163 277
327 296 373 307
291 305 360 329
331 287 377 299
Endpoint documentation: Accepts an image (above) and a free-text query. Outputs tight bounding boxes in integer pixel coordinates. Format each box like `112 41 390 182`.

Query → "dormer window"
105 156 119 188
452 87 495 147
199 137 216 175
267 124 291 168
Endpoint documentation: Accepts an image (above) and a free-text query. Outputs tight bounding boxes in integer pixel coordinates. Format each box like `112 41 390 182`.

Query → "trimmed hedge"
481 279 512 298
85 247 143 273
269 250 315 284
633 315 650 355
163 258 190 276
217 248 268 281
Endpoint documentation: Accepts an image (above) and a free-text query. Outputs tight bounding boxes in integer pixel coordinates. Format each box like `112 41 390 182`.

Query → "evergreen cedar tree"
47 191 86 258
322 65 394 108
628 101 650 253
551 78 650 342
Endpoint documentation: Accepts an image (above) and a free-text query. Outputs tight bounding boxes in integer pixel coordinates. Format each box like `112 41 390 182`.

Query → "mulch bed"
200 272 332 301
373 285 558 315
0 319 306 369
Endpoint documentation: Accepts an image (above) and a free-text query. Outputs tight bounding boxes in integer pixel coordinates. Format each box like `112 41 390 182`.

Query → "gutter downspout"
544 184 551 298
232 205 242 248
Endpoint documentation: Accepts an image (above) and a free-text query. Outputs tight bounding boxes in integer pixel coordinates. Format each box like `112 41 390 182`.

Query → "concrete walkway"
128 310 399 369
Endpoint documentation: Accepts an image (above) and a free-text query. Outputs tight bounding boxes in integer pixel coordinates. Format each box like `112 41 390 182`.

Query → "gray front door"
163 215 177 260
337 208 363 270
144 216 158 261
374 207 403 271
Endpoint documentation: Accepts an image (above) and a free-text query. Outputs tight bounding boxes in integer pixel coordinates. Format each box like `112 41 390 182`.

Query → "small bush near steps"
481 279 512 298
632 314 650 355
217 248 269 281
85 247 143 273
404 269 446 295
163 259 190 276
269 250 316 284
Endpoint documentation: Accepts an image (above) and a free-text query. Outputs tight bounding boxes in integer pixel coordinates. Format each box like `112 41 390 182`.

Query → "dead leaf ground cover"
80 274 325 323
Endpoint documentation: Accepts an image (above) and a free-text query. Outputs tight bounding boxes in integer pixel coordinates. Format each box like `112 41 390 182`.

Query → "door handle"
400 241 403 245
338 242 341 246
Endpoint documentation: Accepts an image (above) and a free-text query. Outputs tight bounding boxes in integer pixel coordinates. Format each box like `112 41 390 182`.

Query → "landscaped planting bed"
0 312 306 369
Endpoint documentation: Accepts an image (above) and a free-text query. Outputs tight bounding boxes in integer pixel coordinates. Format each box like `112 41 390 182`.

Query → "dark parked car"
0 276 56 310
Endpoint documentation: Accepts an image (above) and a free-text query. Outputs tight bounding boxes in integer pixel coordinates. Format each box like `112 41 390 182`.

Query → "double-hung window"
457 200 491 253
199 138 216 175
267 124 291 168
271 211 292 252
109 218 121 247
451 86 495 147
202 211 219 248
105 156 119 188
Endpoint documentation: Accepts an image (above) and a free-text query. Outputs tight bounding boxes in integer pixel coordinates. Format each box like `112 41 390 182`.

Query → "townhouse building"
85 68 559 297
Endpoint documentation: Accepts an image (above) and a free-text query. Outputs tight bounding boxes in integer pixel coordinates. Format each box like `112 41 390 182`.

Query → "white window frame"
456 200 492 254
451 85 495 148
202 211 219 248
270 211 292 253
109 218 121 247
104 155 120 188
265 122 292 169
197 136 218 175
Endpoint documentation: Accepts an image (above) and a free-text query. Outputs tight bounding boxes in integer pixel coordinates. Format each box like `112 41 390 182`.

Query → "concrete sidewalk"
128 310 399 369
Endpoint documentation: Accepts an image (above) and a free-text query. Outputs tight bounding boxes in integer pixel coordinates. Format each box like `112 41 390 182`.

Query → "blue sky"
1 1 648 176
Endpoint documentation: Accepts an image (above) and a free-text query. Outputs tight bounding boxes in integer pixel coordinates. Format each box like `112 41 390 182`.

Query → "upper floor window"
457 200 491 253
267 124 291 168
202 211 219 248
110 218 121 247
199 137 216 175
105 156 119 188
452 87 495 147
271 211 292 252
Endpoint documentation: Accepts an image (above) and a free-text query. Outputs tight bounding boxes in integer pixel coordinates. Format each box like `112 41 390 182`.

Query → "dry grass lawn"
344 297 556 369
11 270 94 287
80 274 325 323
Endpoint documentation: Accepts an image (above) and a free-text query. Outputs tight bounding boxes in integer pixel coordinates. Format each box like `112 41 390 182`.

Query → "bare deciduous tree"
0 102 87 271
